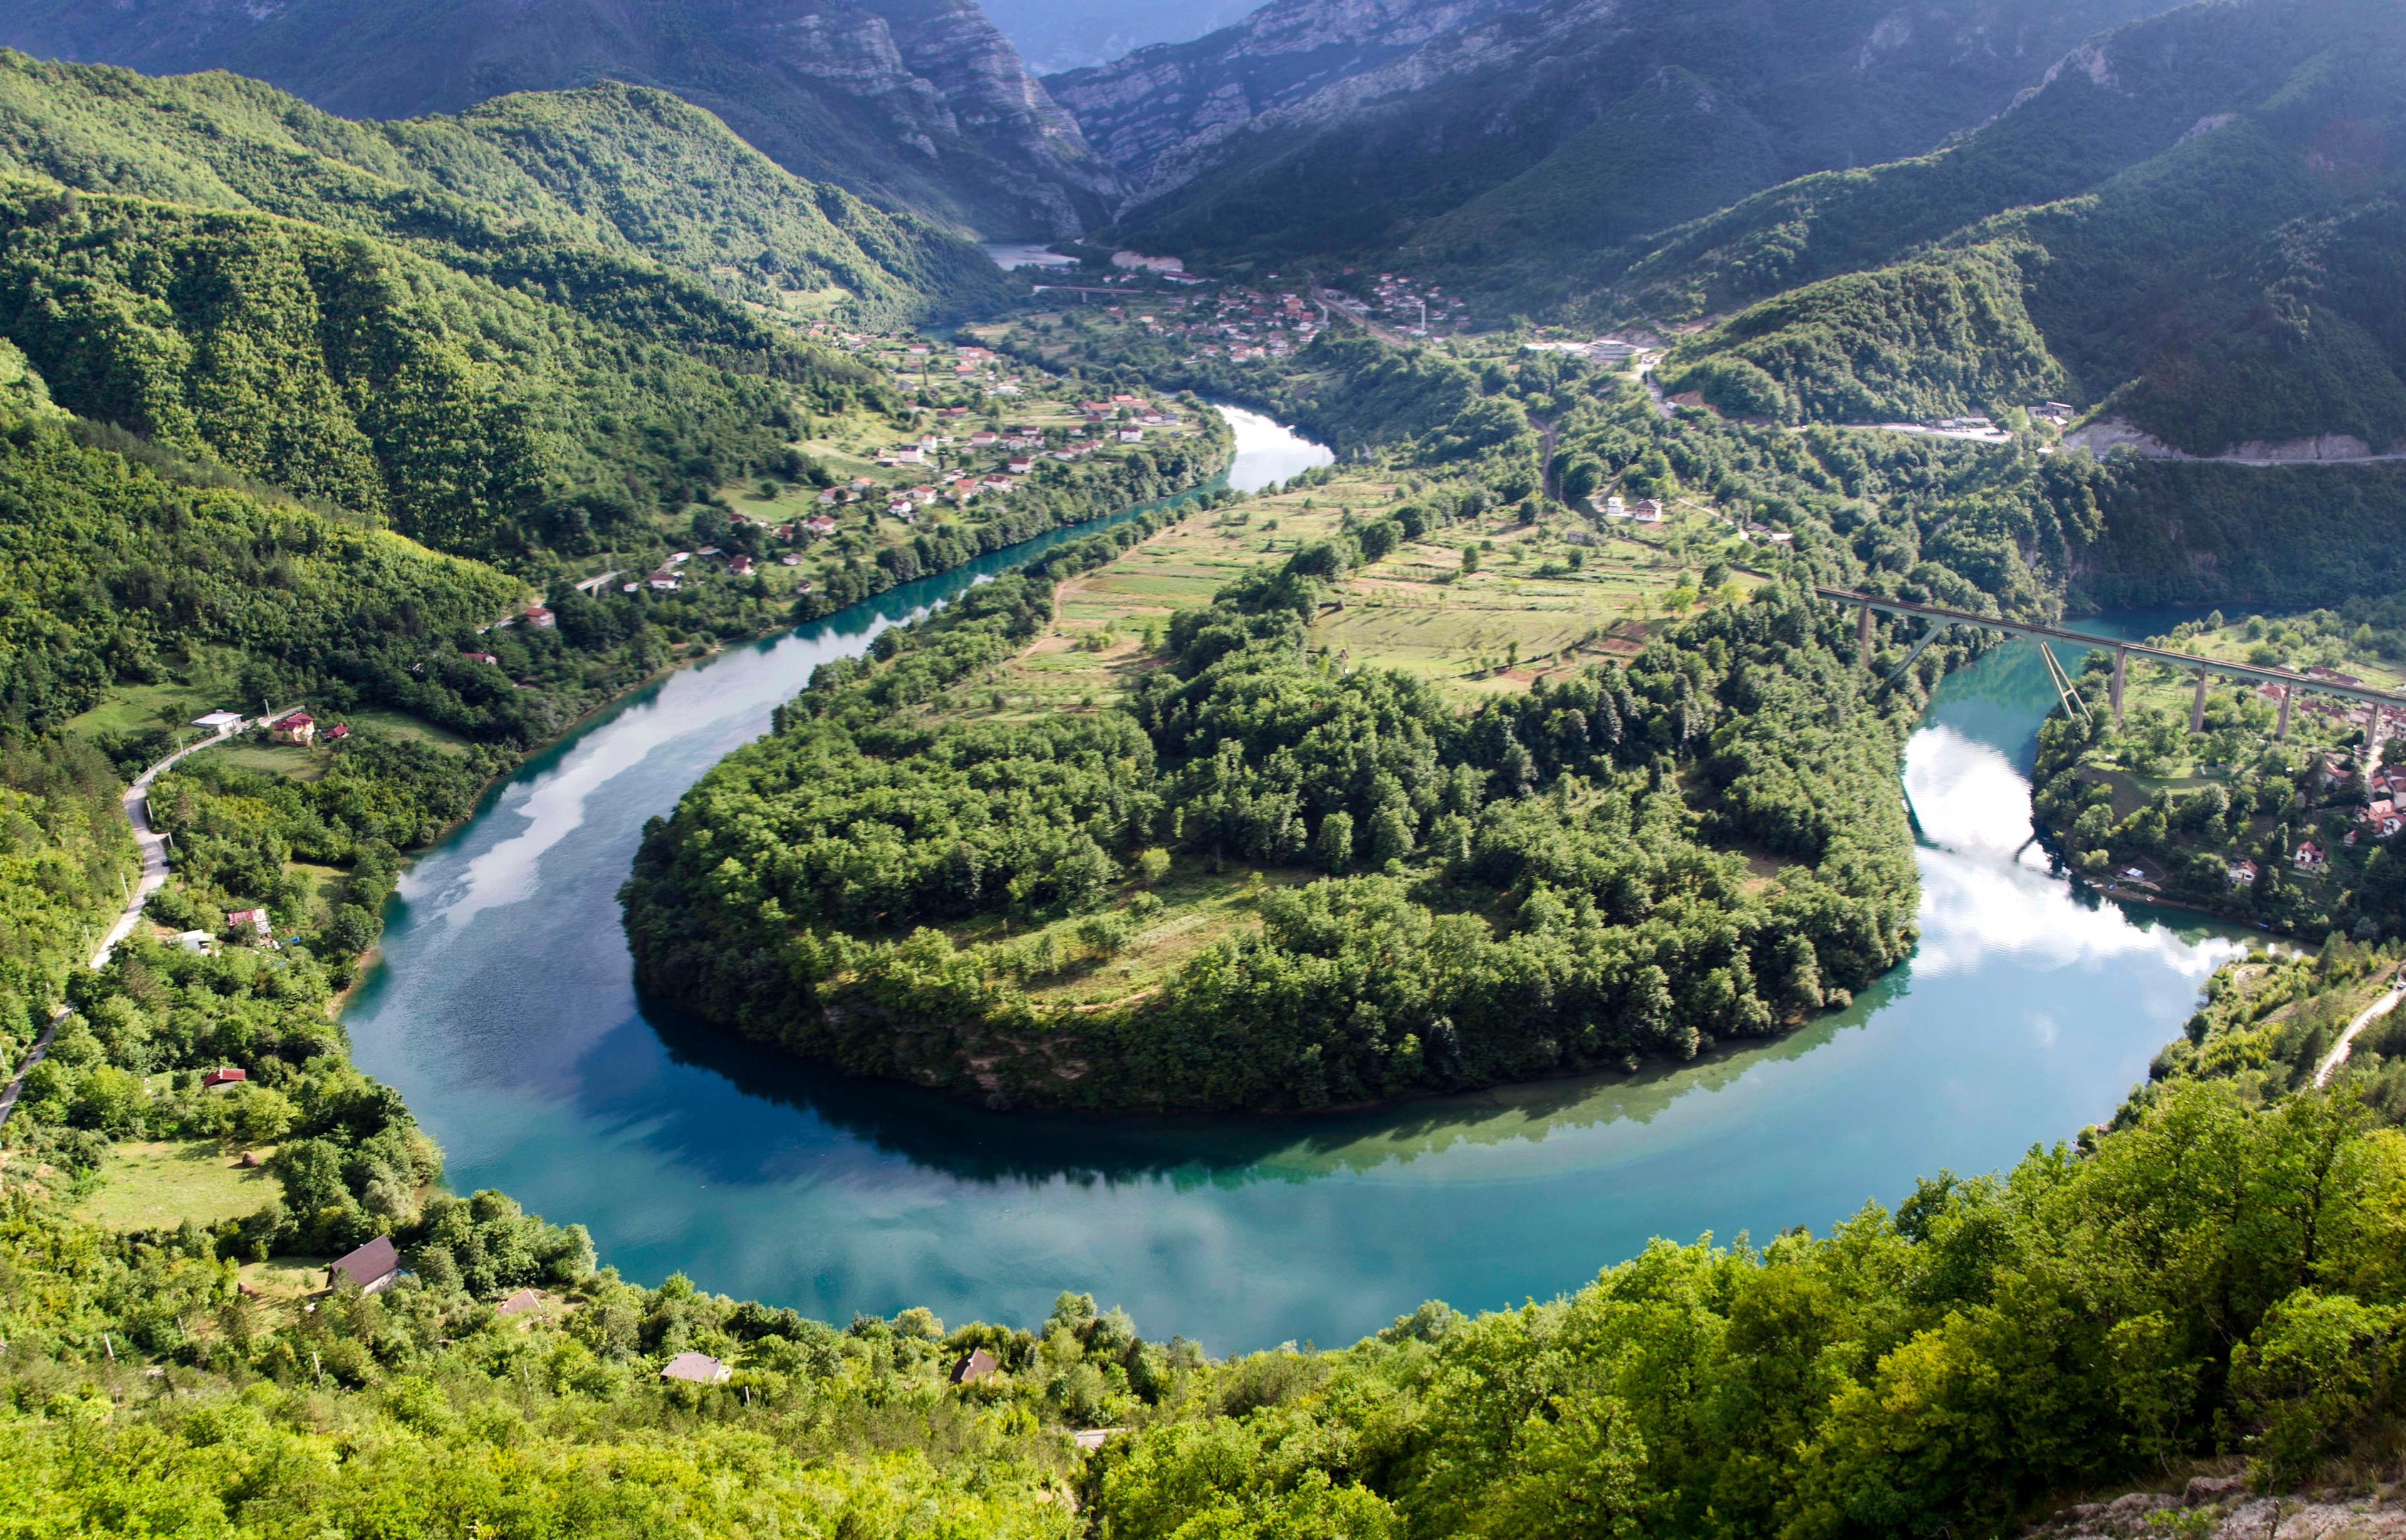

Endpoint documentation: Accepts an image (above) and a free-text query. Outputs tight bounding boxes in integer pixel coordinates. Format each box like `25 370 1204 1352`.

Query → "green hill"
0 56 955 561
0 55 1004 327
0 0 1121 239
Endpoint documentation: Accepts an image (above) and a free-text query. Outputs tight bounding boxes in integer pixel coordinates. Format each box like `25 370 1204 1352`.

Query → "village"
578 328 1216 607
2034 605 2406 926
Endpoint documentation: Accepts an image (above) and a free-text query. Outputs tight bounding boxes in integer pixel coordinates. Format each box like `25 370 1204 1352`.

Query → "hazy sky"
980 0 1261 76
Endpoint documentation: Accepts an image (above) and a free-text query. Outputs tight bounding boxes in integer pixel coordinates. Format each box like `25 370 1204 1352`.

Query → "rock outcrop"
2029 1477 2406 1539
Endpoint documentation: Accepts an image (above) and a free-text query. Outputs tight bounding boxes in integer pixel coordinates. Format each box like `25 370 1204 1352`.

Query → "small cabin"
949 1348 999 1385
201 1066 247 1088
660 1351 730 1385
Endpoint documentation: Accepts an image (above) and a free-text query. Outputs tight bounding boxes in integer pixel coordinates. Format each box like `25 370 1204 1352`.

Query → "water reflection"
346 476 2246 1350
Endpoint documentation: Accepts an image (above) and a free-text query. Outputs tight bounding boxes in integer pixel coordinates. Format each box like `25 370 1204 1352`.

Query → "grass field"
917 462 1762 728
237 1255 333 1303
76 1140 277 1233
212 740 327 783
338 707 471 752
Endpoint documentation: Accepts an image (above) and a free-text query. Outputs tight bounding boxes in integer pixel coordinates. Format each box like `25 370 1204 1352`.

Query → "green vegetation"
1657 247 2061 426
624 471 1922 1108
1076 0 2169 296
0 738 132 1065
74 1138 280 1233
0 0 1120 240
2029 601 2406 934
0 58 1007 327
2135 942 2406 1128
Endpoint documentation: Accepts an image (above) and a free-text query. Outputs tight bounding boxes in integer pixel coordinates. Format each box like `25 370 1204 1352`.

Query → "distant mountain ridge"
1635 0 2406 459
1049 0 2183 269
0 0 1119 236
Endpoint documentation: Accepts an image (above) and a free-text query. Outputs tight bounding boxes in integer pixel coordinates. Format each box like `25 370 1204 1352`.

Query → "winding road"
0 706 294 1127
2315 974 2406 1088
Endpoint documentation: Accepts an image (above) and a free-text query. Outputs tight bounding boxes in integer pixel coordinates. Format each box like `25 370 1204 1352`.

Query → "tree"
1318 812 1355 875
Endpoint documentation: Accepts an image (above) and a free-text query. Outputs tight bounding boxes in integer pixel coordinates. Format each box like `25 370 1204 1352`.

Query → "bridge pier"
2110 648 2127 728
2190 668 2209 733
2276 687 2292 741
1857 603 1872 669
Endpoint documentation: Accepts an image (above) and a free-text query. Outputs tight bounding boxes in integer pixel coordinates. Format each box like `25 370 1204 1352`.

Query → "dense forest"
622 499 1922 1110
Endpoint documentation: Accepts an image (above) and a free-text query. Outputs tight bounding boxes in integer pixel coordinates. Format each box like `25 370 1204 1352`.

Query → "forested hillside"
0 51 961 564
1645 0 2406 455
0 0 1122 238
0 184 853 556
0 56 1008 326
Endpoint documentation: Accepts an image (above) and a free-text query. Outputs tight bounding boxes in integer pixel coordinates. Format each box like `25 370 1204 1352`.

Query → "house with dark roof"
329 1235 400 1294
949 1347 999 1385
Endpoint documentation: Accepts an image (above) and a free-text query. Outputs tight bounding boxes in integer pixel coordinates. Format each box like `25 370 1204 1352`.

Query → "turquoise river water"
346 417 2241 1352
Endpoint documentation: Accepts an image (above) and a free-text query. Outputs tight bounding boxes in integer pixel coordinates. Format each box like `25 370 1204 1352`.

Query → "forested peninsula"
622 512 1920 1111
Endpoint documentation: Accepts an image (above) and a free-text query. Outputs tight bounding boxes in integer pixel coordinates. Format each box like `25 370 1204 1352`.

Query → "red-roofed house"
227 908 271 943
269 712 315 745
201 1066 247 1088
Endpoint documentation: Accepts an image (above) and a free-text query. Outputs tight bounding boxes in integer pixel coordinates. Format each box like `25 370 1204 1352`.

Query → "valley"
1 1 2405 1535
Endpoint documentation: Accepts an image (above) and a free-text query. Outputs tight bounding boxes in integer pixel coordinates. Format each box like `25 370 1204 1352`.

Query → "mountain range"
0 0 1119 236
1636 0 2406 457
1048 0 2184 269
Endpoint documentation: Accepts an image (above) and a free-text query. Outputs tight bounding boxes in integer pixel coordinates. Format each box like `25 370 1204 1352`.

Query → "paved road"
2315 975 2406 1088
0 706 294 1127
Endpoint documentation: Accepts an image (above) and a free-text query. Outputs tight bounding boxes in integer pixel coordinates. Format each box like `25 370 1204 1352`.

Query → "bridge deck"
1814 587 2406 711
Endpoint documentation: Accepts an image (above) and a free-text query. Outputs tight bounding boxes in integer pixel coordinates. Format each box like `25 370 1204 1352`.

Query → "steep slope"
0 58 909 561
0 55 1002 326
0 0 1119 237
1052 0 2179 270
0 185 835 555
1647 0 2406 455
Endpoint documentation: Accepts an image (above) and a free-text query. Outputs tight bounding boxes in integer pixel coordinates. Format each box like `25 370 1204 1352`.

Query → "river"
346 424 2244 1353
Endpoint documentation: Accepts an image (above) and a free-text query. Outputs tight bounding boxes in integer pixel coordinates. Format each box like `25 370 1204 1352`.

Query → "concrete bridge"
1815 586 2406 739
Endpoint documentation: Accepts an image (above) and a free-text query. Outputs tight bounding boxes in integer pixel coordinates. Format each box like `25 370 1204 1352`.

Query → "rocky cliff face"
1044 0 1544 197
0 0 1120 236
1050 0 2183 264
